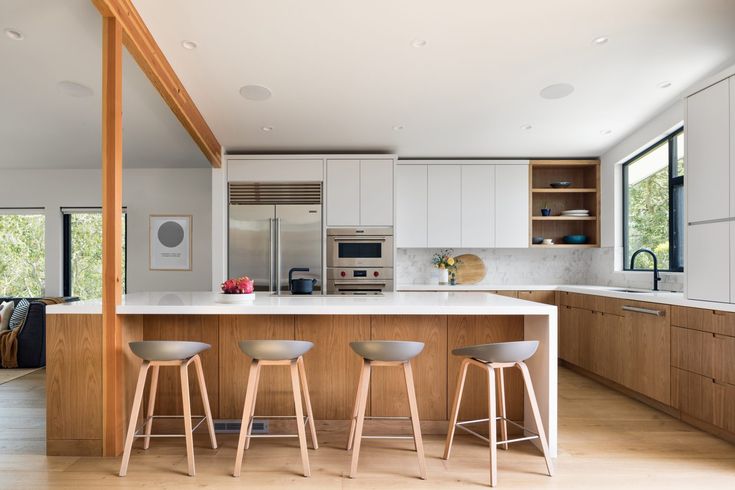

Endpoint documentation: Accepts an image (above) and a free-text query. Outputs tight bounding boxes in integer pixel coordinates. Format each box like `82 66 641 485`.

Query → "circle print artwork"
157 221 185 248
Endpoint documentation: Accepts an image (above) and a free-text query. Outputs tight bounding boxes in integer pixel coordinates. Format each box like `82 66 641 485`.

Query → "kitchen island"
45 291 557 458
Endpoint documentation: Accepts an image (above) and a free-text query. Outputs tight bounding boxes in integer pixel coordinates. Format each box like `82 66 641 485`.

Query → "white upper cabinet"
461 165 495 247
427 165 461 247
495 164 529 248
687 221 730 303
731 77 735 218
687 78 730 223
326 159 361 226
395 165 428 247
326 158 395 227
360 159 394 226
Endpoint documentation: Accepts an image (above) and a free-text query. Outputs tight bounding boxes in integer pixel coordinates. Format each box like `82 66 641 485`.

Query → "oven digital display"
338 242 382 258
353 270 367 277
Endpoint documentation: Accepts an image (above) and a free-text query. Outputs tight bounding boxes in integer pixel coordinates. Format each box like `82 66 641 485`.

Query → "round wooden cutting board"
454 254 486 284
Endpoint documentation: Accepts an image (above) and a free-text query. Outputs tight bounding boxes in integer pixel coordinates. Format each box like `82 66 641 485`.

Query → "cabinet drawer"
714 334 735 386
671 326 714 378
517 290 556 305
670 307 735 336
714 381 735 433
559 292 604 311
671 367 715 425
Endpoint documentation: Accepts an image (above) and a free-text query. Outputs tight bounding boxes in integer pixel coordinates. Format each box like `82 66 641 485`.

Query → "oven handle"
332 281 388 286
330 237 389 242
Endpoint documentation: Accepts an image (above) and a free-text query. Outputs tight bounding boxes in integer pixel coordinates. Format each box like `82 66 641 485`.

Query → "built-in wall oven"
326 227 394 294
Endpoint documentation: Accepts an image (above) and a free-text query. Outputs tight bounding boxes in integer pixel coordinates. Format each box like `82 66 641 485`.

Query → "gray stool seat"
350 340 424 362
452 340 538 363
129 340 211 362
239 340 314 360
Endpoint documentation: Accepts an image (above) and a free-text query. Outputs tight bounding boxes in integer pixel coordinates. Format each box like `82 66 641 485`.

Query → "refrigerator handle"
269 218 275 294
275 218 282 293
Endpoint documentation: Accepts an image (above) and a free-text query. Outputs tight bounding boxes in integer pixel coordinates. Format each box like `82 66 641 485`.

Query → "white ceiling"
0 0 209 169
132 0 735 158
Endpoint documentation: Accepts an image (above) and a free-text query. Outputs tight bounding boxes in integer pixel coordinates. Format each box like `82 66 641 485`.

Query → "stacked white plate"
561 209 590 217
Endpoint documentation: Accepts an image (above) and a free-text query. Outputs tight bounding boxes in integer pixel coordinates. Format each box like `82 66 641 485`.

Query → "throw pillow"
0 301 14 332
8 299 30 331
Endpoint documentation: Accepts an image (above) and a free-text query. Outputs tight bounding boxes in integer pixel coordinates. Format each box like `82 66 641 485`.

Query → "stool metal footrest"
352 415 415 440
455 417 540 446
245 414 311 439
133 414 206 439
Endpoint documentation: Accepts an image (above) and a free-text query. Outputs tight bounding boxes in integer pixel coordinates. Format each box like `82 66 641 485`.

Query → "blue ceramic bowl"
564 234 588 244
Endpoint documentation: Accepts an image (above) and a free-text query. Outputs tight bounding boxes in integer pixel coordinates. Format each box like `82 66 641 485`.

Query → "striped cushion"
8 299 30 330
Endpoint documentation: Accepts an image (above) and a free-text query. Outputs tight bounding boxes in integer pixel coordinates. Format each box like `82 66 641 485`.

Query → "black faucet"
630 248 661 291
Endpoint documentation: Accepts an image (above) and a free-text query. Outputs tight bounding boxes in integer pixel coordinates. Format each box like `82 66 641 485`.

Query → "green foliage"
627 167 670 270
70 214 126 301
0 214 45 297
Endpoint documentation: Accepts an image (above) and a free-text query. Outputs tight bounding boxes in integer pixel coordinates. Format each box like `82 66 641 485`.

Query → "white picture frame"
149 215 192 271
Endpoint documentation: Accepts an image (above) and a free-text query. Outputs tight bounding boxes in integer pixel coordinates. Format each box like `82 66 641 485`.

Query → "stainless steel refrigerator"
228 183 322 294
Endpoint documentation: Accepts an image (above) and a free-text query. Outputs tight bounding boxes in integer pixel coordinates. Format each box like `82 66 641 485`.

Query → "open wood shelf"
530 244 598 249
532 188 597 193
532 216 597 221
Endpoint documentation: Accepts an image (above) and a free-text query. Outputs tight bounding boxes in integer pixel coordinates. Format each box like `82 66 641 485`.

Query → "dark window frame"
62 209 127 297
622 127 684 272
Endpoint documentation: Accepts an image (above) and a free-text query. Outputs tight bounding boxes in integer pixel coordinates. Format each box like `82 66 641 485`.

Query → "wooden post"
101 14 124 457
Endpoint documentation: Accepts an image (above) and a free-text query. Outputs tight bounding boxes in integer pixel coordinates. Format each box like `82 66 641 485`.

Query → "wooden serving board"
455 254 486 284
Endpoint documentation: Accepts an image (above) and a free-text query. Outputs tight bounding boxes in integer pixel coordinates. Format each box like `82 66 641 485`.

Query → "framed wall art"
149 215 192 271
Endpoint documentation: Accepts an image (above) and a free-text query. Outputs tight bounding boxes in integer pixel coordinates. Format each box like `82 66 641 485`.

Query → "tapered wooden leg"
404 361 427 480
297 356 319 450
349 360 371 478
290 360 311 477
518 362 554 477
233 360 259 477
347 359 368 451
496 367 509 451
244 360 261 450
142 364 159 450
193 355 217 450
487 366 498 487
119 361 150 477
443 358 470 460
180 362 195 476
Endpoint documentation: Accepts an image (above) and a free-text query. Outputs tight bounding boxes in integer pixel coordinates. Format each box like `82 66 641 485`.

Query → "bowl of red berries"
217 276 256 303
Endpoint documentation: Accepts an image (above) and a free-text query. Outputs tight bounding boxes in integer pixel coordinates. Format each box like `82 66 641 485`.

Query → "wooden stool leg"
349 360 371 478
297 356 319 450
290 360 311 477
517 362 554 477
193 355 218 450
346 358 367 451
443 358 470 460
233 360 260 477
403 361 427 480
496 367 509 451
119 361 150 477
245 360 261 450
180 361 195 476
143 364 159 450
487 366 498 487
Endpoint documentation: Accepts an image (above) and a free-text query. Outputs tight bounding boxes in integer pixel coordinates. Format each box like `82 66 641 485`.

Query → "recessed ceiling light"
592 36 608 45
657 81 672 89
520 124 533 131
261 126 273 132
600 129 612 136
57 80 94 98
411 39 427 48
181 40 197 50
540 83 575 100
239 84 272 101
393 125 405 131
4 28 23 41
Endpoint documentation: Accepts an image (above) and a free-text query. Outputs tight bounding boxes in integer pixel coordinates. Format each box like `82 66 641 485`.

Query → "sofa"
0 297 78 368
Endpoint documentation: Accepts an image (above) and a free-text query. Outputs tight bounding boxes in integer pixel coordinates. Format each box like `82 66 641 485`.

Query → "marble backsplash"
396 247 684 291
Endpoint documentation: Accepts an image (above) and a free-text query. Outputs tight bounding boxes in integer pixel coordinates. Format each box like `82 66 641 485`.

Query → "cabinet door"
624 305 671 404
687 79 730 223
559 306 579 364
326 159 360 226
460 165 495 247
427 165 461 247
395 165 428 247
360 159 394 226
495 164 529 248
687 222 730 303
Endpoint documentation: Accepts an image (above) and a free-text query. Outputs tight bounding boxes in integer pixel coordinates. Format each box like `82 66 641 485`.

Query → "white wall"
0 168 212 295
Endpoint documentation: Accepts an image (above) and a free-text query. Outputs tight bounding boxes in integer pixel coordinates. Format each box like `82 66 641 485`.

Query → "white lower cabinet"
395 165 428 247
427 165 461 247
495 164 529 248
687 221 730 303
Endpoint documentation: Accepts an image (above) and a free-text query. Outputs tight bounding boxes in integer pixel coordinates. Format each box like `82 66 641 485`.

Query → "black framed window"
63 209 127 299
623 128 684 272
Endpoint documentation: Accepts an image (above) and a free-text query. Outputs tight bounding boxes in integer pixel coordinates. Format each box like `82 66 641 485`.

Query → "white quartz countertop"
46 291 557 316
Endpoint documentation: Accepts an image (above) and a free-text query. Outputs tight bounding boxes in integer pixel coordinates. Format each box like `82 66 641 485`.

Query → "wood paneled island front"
46 292 557 458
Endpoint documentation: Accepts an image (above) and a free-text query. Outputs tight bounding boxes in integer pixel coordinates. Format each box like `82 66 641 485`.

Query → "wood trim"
101 15 124 458
91 0 221 167
47 439 102 457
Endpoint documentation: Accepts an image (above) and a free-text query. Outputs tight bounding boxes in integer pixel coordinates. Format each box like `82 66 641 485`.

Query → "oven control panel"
327 268 393 280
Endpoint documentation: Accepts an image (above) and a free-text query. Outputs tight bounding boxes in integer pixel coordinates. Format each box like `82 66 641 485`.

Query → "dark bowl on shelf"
550 181 572 188
563 234 588 244
532 236 544 244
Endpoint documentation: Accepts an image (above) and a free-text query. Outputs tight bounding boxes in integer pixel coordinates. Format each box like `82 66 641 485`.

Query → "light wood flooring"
0 367 734 488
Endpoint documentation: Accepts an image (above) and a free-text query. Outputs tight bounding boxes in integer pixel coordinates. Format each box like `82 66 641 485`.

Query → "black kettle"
288 268 317 295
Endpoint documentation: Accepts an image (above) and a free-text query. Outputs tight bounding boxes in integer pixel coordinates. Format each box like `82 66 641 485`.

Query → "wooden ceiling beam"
92 0 222 167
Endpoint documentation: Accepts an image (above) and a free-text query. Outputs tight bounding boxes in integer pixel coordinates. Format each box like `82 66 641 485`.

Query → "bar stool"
120 341 217 477
347 340 427 480
443 340 553 487
233 340 318 478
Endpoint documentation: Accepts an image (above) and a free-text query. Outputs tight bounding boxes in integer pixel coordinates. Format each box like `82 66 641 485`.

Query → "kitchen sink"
611 288 649 293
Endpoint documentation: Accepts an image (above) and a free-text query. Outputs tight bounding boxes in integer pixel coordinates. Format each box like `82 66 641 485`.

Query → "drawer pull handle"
622 305 666 317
